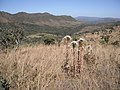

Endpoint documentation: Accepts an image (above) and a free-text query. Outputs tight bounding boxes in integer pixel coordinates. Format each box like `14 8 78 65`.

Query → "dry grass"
0 44 120 90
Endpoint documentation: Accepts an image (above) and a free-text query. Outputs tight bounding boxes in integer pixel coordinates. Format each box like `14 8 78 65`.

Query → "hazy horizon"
0 0 120 18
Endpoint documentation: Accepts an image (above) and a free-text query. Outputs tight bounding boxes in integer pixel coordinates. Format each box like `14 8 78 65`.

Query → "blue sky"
0 0 120 18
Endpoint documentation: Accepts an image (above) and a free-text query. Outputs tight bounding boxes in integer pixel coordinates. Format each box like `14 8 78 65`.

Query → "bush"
0 75 9 90
42 35 56 45
111 41 120 46
100 35 110 44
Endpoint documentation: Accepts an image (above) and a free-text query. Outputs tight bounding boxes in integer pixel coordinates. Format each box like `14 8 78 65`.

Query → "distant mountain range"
0 11 83 36
0 11 120 36
1 11 120 26
0 11 82 27
75 16 120 23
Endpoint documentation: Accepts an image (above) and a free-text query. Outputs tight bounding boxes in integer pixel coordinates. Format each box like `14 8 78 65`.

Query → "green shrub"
111 41 120 46
0 75 9 90
100 35 110 44
42 35 56 45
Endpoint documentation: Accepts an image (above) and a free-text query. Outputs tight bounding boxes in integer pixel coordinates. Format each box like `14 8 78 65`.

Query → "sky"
0 0 120 18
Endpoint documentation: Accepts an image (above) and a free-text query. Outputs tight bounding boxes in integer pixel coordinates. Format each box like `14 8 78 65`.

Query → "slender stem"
73 48 75 75
65 42 69 64
77 47 83 73
64 42 69 73
77 47 81 73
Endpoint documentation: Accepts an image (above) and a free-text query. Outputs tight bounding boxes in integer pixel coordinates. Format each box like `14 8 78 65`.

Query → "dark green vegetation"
0 75 9 90
42 34 56 45
0 23 24 50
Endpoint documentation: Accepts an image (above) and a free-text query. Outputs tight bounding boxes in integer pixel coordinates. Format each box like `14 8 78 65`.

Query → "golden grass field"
0 42 120 90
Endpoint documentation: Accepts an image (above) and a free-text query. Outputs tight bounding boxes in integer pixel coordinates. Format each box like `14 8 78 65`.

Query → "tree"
0 23 24 50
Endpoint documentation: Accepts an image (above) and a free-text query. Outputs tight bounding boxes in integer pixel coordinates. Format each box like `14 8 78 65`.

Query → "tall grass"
0 44 120 90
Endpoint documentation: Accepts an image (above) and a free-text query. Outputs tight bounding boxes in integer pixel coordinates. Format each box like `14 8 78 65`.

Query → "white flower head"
64 35 72 41
70 41 78 49
79 38 85 42
77 38 86 47
62 35 72 44
65 64 70 68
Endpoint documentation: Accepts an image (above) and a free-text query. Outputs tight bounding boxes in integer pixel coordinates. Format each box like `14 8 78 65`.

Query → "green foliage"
0 75 9 90
0 23 87 37
42 35 56 45
100 35 110 44
0 23 24 49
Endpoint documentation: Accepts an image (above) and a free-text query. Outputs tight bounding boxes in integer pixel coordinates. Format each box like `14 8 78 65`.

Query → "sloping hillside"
0 11 81 27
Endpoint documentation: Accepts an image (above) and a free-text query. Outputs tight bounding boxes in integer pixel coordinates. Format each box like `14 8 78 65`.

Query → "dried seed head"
79 38 85 41
71 41 78 49
86 44 93 54
62 35 72 44
87 44 92 50
66 64 70 68
77 38 86 47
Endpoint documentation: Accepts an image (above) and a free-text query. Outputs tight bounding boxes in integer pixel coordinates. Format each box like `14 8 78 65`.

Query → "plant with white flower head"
70 41 78 76
62 35 72 73
77 38 86 73
62 35 72 45
86 44 93 55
